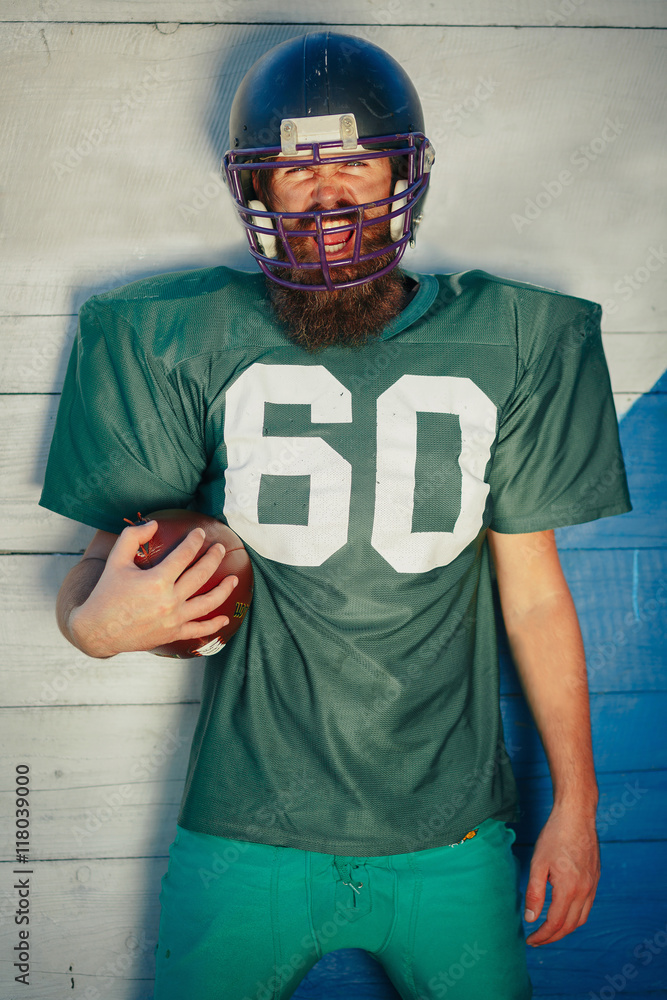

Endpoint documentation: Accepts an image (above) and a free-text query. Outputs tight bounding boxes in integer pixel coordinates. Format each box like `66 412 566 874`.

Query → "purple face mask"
223 129 435 292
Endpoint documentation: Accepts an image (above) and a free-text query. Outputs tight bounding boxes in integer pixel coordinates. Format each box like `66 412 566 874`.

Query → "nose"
312 167 346 209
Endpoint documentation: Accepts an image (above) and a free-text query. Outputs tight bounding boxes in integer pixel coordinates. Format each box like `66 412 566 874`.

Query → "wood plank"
0 555 206 706
1 24 665 331
5 1 667 27
0 857 162 998
0 702 664 858
0 846 664 999
3 316 663 395
0 396 96 552
498 547 667 691
523 920 667 994
0 314 77 394
557 388 667 548
1 548 664 699
602 333 667 396
3 691 664 788
1 380 663 551
500 692 667 778
513 770 667 845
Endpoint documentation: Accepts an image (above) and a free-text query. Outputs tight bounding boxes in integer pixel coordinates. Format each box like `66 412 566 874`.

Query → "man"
40 32 631 1000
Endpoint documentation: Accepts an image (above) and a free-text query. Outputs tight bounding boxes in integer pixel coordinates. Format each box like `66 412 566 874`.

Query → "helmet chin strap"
249 180 409 262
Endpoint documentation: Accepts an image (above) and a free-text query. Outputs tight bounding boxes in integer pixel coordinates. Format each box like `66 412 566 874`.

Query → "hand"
69 519 238 658
523 803 600 946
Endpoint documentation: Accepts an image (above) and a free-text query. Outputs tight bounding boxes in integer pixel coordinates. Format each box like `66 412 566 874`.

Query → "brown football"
127 509 253 658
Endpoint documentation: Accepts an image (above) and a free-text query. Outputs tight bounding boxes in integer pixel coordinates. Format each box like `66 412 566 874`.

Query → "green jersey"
40 265 631 854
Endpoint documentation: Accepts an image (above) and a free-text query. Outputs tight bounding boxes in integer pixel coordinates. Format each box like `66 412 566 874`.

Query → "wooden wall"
1 2 665 997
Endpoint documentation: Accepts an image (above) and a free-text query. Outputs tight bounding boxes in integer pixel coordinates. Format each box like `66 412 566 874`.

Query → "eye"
345 160 367 168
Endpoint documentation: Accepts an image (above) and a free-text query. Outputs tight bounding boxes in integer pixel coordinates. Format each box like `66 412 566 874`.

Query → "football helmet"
223 32 435 291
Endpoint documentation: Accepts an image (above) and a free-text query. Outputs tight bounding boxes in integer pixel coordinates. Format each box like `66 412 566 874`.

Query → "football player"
42 31 632 999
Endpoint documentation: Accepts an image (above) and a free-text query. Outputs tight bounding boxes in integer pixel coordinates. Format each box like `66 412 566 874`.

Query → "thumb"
524 865 547 922
109 518 158 567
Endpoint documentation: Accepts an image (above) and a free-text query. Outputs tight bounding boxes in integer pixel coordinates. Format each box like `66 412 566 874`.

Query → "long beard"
265 217 408 352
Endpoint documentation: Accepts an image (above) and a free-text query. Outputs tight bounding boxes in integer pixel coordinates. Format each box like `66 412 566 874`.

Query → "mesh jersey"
40 265 632 854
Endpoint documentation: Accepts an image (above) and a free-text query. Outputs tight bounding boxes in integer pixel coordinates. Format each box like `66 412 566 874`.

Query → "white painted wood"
614 392 642 419
3 0 666 28
0 705 195 859
1 24 665 331
0 347 658 550
0 315 77 394
603 332 667 409
0 13 662 1000
0 857 162 998
0 555 205 705
0 395 97 552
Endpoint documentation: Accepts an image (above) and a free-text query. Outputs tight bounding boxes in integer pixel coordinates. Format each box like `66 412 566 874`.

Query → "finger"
178 614 229 641
182 574 239 620
157 527 208 580
575 893 595 929
174 542 228 599
107 519 158 567
526 894 584 946
526 883 582 946
523 865 548 924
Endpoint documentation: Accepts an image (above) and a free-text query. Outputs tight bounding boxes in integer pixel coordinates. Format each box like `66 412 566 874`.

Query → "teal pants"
153 818 533 999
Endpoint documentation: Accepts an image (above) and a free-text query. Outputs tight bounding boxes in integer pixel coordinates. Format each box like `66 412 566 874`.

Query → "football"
126 509 254 658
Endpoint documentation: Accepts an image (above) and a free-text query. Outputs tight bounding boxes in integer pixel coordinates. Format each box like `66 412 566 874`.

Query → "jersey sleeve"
488 298 632 533
39 297 207 533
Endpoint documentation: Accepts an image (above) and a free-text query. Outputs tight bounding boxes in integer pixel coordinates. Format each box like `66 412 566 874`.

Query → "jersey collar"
379 271 439 340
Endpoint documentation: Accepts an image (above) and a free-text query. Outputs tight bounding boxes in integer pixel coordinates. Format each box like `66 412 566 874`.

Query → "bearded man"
41 31 631 1000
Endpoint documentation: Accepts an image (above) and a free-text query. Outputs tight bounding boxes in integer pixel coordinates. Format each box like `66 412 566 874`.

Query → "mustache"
287 205 358 238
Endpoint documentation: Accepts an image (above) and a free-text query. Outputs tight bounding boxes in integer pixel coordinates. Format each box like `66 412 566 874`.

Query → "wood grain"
1 9 664 998
3 317 662 395
5 1 667 28
1 23 665 331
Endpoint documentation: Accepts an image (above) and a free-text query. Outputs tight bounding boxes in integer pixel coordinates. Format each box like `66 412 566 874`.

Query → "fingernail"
232 577 238 588
525 909 535 921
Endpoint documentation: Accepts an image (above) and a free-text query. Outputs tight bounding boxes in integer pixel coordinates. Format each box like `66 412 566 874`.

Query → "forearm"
503 590 598 816
56 557 111 657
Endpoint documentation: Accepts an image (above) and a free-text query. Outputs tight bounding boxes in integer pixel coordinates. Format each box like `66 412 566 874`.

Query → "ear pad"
248 199 278 258
390 179 409 242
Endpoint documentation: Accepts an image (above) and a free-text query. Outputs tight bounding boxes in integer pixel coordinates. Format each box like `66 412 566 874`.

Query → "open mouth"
317 218 356 256
322 230 354 255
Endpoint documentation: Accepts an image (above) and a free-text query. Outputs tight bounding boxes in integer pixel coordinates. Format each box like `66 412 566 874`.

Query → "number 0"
372 375 496 572
224 365 496 572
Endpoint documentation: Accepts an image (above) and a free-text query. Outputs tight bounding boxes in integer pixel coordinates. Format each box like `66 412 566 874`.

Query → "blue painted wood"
557 376 667 550
498 548 667 694
512 841 667 934
501 692 667 778
294 845 667 998
293 950 401 999
526 933 667 995
295 376 667 997
512 771 666 844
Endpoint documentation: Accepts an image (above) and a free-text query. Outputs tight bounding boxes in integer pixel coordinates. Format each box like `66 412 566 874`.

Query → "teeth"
326 241 347 252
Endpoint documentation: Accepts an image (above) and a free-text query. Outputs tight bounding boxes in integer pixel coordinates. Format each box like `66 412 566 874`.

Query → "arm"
58 520 238 658
487 527 600 947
